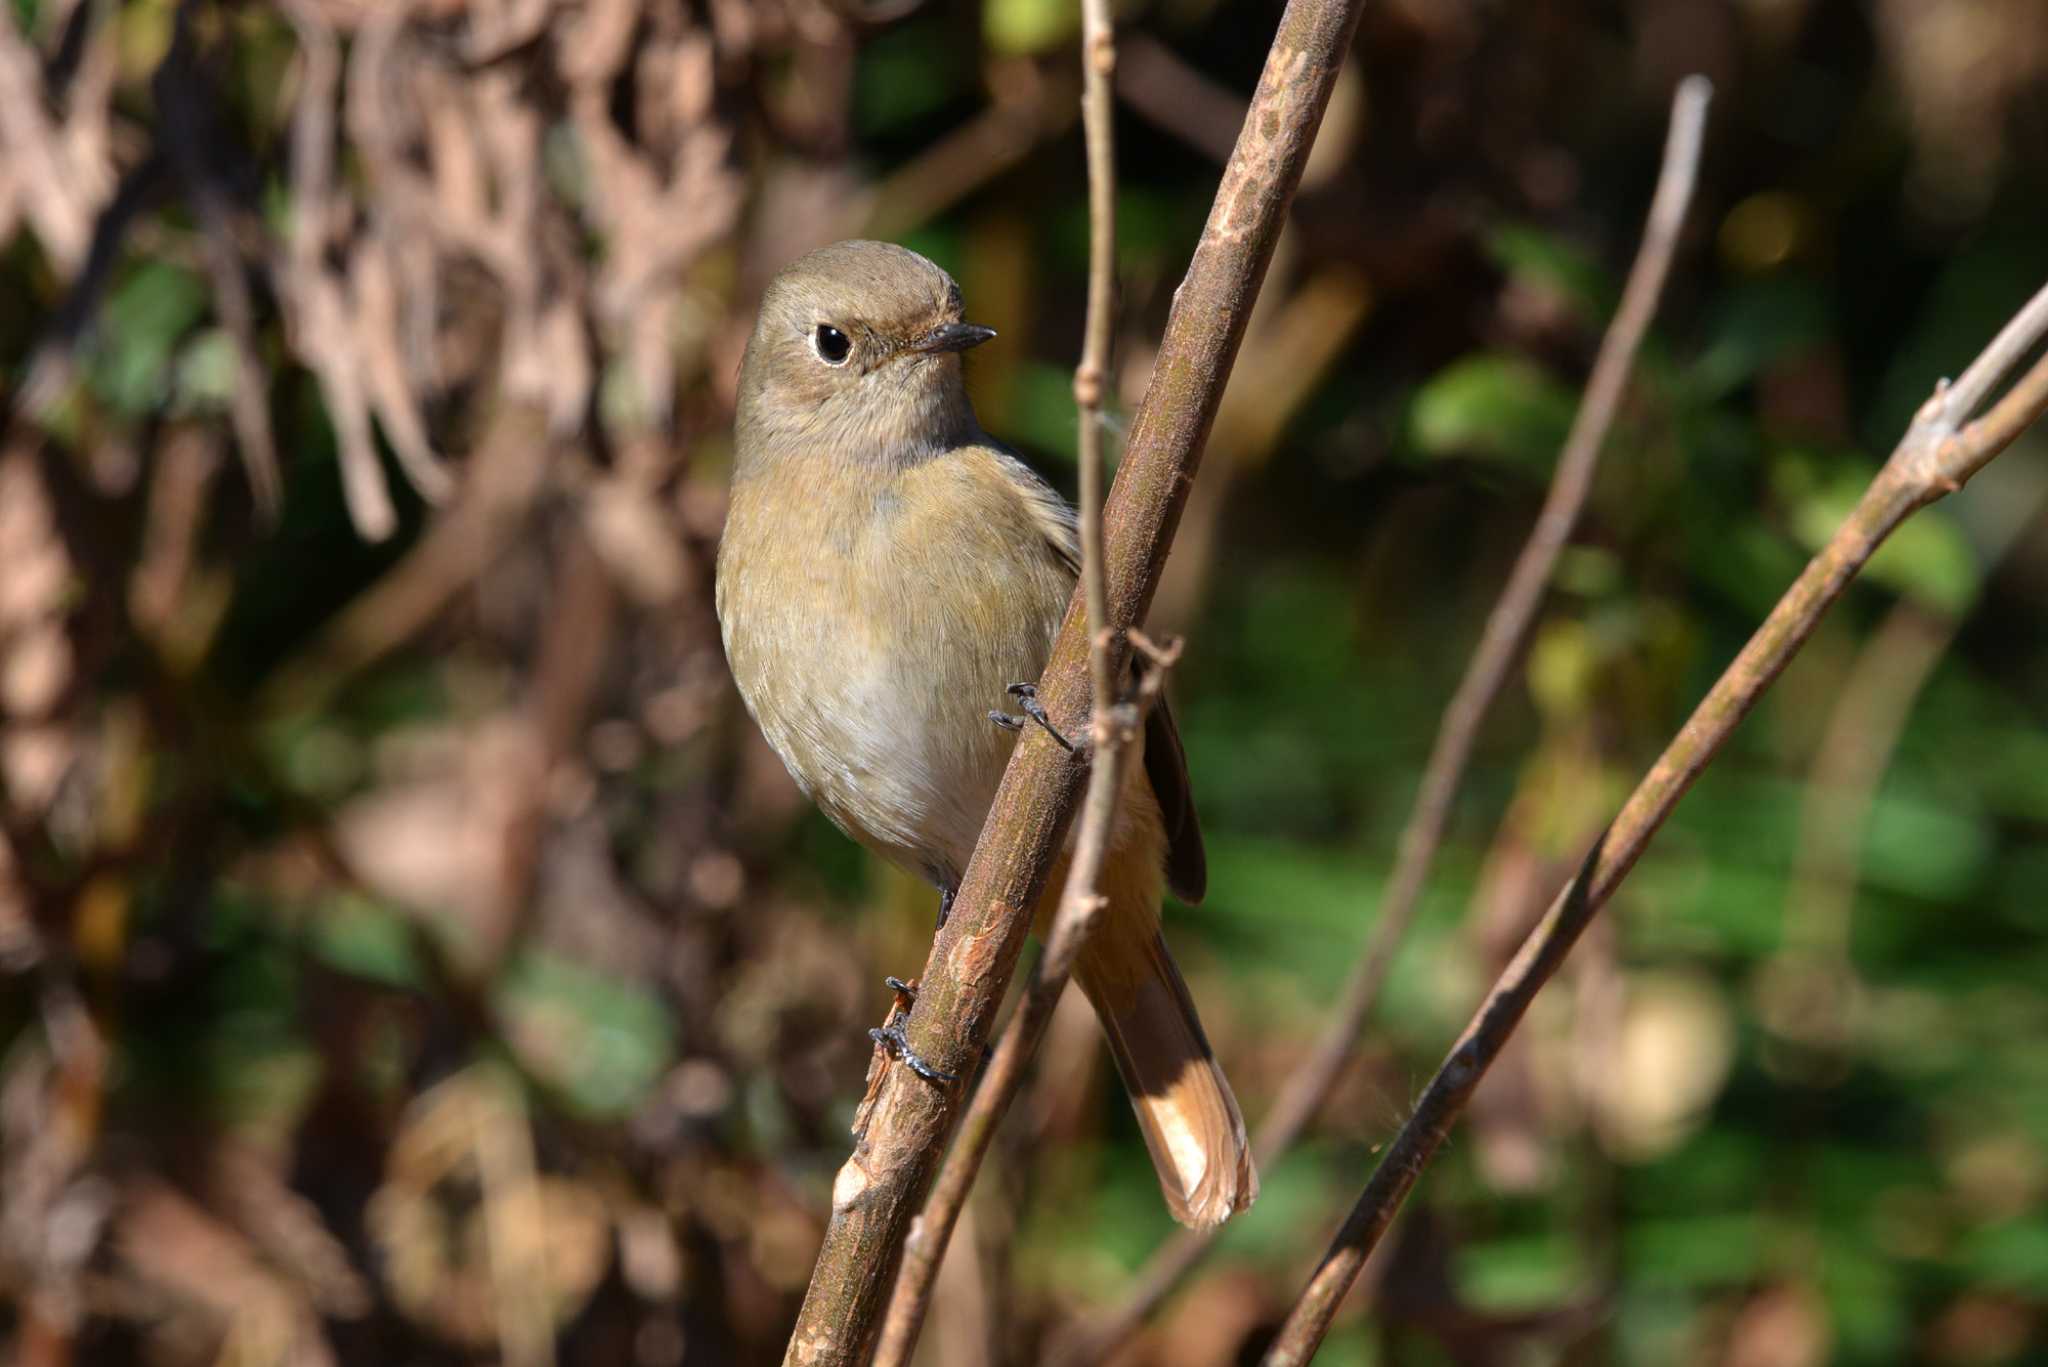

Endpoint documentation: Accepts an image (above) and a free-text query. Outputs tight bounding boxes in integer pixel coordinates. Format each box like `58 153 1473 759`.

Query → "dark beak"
911 321 998 355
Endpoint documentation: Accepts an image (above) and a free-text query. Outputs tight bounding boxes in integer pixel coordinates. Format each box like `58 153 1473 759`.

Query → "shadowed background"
2 1 2047 1364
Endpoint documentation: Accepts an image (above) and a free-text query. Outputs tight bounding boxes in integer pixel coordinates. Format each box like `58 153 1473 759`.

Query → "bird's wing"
992 445 1207 904
1143 683 1207 903
990 446 1081 574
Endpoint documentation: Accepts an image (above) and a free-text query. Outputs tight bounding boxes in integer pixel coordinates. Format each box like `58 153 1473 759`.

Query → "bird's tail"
1074 922 1257 1229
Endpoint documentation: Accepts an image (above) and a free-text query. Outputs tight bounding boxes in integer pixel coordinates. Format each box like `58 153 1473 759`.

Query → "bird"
715 239 1255 1228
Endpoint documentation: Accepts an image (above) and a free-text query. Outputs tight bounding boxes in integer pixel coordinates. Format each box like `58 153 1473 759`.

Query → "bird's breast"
716 455 1070 885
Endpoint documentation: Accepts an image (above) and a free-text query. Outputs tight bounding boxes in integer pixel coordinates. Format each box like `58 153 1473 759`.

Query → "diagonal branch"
780 1 1370 1361
1045 73 1713 1367
1263 282 2048 1366
877 620 1174 1359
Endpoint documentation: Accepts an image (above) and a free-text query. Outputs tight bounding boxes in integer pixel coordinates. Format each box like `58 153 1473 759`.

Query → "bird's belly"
813 663 1007 879
725 569 1051 888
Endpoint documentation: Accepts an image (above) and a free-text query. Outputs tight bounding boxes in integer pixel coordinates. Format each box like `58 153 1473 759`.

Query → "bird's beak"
910 321 998 355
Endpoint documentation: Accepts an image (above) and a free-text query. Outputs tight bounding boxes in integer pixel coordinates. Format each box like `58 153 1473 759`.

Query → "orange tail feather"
1075 928 1257 1228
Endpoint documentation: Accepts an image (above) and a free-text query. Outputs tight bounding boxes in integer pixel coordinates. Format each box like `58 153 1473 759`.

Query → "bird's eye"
813 325 851 366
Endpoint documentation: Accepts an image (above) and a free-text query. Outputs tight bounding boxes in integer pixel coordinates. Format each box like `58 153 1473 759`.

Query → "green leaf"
1051 188 1207 277
1623 1212 1773 1288
1459 1232 1596 1311
1192 832 1478 1042
174 327 241 412
1409 353 1577 474
91 261 209 417
311 893 426 988
1993 844 2048 934
1193 834 1380 983
1692 521 1809 620
1552 544 1626 598
1818 1232 1910 1359
1687 278 1830 401
1485 222 1614 322
853 22 964 134
984 0 1077 56
495 950 676 1117
1958 1219 2048 1295
1861 784 1991 905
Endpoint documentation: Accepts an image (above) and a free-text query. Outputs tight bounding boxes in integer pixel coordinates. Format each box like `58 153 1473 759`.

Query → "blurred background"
2 0 2047 1364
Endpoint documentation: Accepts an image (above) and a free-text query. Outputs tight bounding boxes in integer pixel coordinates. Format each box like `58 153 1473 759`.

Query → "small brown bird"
716 240 1255 1228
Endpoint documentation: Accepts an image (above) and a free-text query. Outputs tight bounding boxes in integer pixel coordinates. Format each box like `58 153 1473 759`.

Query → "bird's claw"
869 1018 957 1086
871 975 955 1084
988 682 1083 753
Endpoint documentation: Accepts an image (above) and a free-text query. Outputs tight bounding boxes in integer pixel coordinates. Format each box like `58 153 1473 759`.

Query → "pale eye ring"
813 324 852 365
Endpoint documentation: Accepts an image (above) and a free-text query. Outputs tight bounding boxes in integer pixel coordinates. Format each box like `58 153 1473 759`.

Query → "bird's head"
736 240 996 474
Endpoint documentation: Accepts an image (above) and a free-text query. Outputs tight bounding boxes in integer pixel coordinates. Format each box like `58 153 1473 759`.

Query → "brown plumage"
715 240 1254 1227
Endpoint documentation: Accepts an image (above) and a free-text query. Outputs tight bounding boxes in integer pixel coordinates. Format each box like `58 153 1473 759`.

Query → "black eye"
814 325 851 365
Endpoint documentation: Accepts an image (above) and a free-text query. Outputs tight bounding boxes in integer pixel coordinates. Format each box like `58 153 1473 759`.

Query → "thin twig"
1264 70 1711 1177
1045 73 1712 1367
781 2 1370 1362
0 7 97 271
856 63 1077 243
868 712 1140 1367
1263 285 2048 1366
874 17 1126 1359
253 403 551 719
1115 34 1244 164
1074 7 1119 746
876 661 1176 1358
278 0 397 541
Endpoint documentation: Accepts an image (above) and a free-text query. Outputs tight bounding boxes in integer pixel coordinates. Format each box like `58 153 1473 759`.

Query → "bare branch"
0 9 98 272
1115 34 1244 164
875 664 1176 1360
855 61 1077 243
1945 281 2048 421
278 1 397 541
1263 275 2048 1367
1047 73 1713 1367
253 405 552 719
1261 71 1712 1180
780 1 1370 1361
877 19 1128 1359
1075 7 1120 746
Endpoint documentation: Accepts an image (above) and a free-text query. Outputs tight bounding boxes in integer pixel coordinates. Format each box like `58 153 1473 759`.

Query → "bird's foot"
870 976 957 1086
869 1020 958 1086
936 886 955 930
987 682 1085 753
